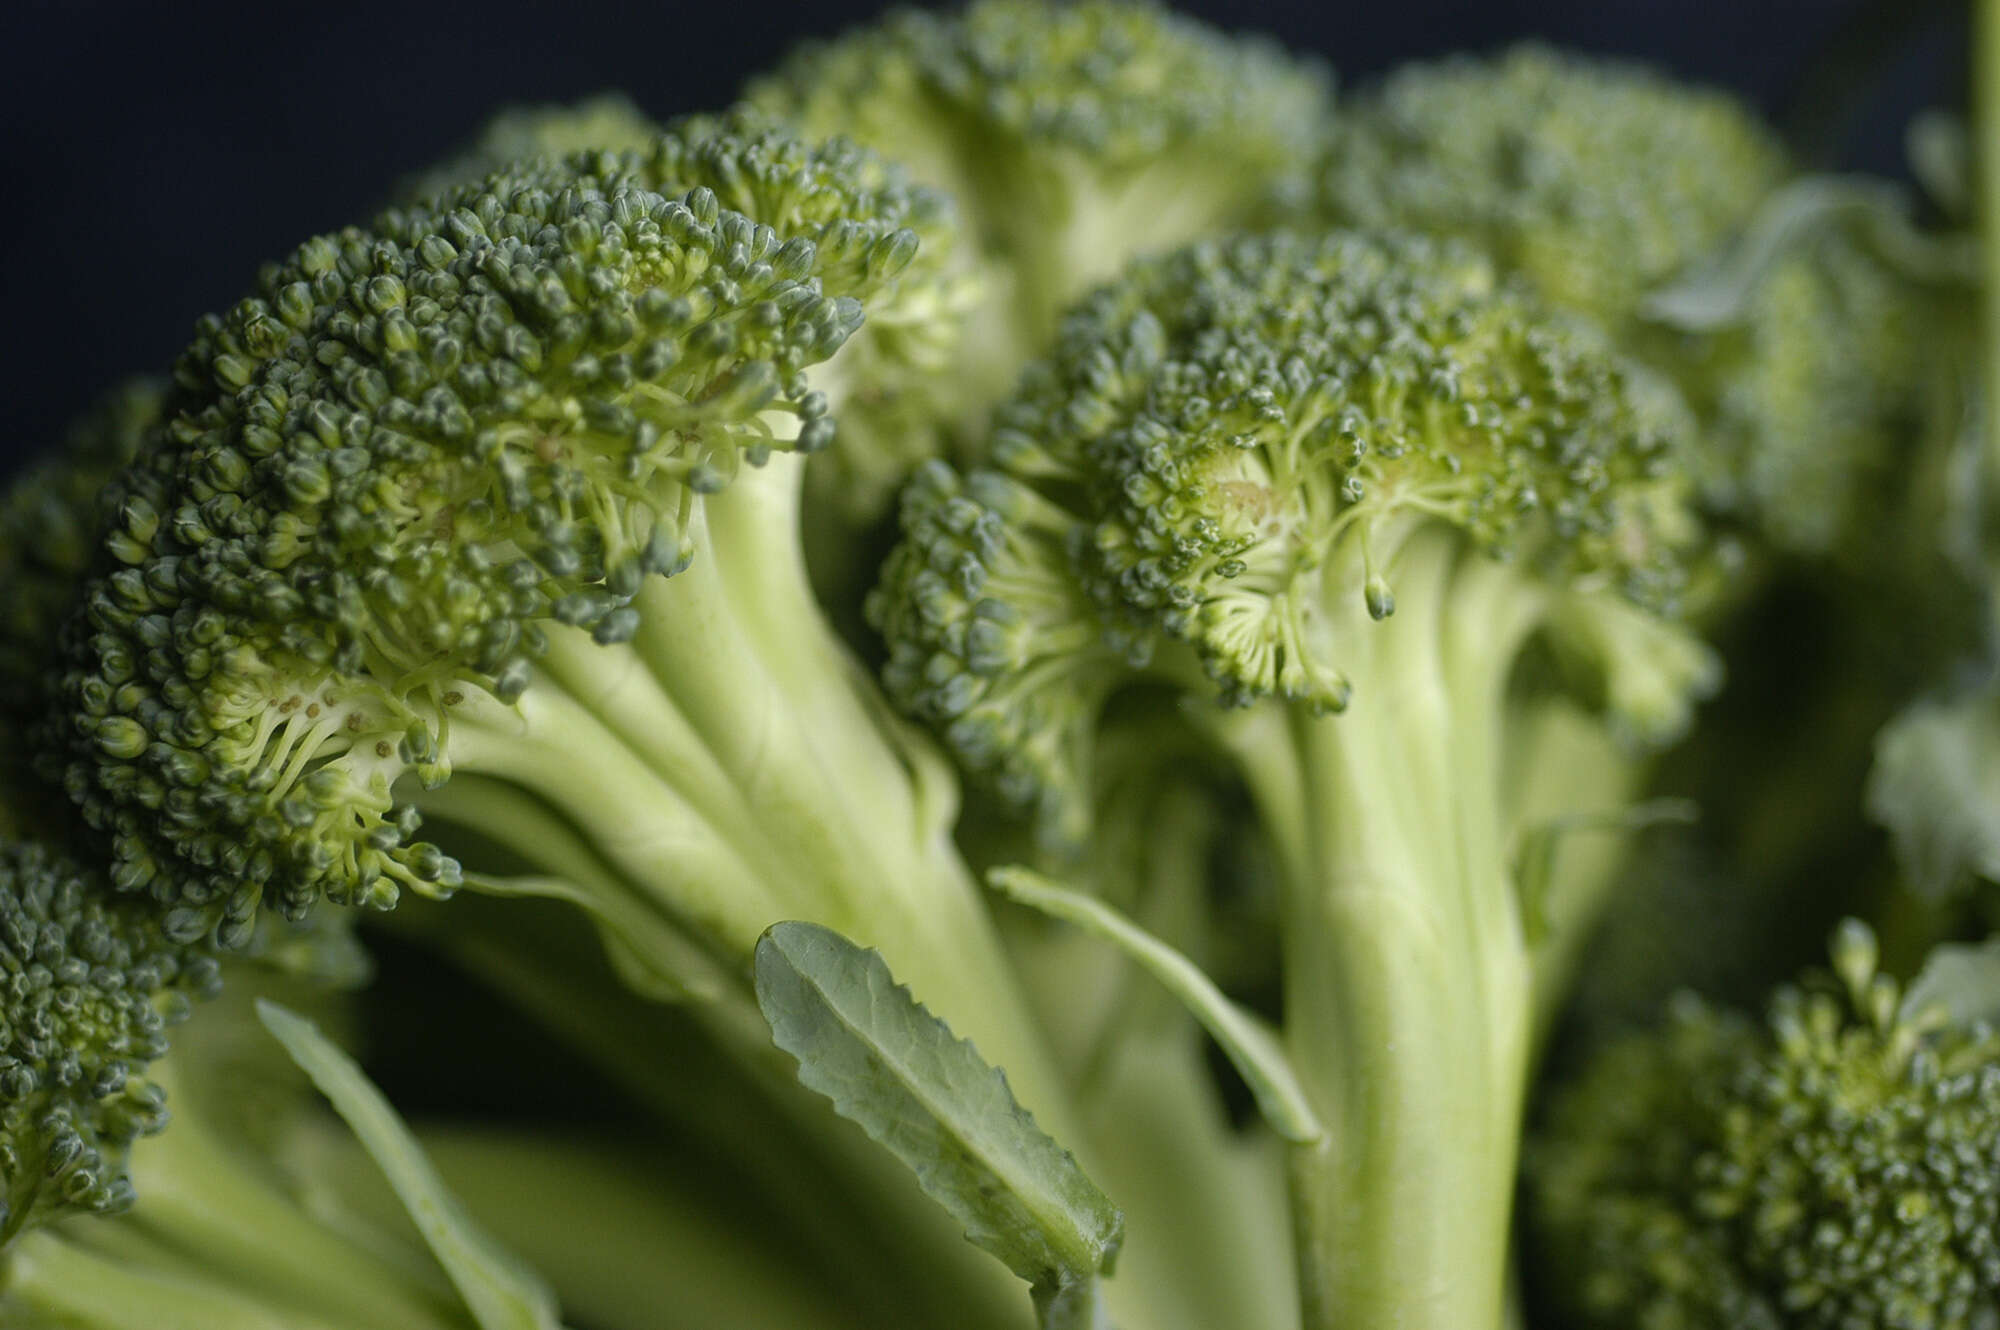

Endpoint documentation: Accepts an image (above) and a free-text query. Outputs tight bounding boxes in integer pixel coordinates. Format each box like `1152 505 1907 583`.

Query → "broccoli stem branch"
1226 529 1541 1330
3 1229 414 1330
375 893 1030 1330
426 456 1075 1136
0 1061 472 1330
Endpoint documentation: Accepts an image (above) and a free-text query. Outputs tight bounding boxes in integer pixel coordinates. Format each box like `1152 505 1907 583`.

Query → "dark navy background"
0 0 1964 476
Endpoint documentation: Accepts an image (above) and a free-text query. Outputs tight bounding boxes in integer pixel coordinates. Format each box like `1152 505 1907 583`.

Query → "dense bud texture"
1694 219 1979 569
1531 923 2000 1330
0 382 163 827
1296 45 1785 329
750 0 1335 516
872 230 1698 846
47 119 955 943
0 842 215 1244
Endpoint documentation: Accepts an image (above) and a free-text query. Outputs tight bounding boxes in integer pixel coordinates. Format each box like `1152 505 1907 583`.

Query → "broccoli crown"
1706 232 1927 554
1530 921 2000 1330
47 117 959 944
750 0 1327 183
0 382 163 824
869 230 1697 845
1299 45 1786 328
0 840 217 1244
748 0 1336 478
1687 217 1979 579
394 93 661 205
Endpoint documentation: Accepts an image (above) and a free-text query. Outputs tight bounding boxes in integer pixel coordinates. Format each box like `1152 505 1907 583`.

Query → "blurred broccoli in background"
0 3 1991 1329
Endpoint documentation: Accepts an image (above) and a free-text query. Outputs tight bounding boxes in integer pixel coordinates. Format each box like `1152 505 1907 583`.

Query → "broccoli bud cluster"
0 842 217 1242
1531 922 2000 1330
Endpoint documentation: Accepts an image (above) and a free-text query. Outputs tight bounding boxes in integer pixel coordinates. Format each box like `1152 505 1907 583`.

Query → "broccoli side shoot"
869 229 1717 1330
1529 920 2000 1330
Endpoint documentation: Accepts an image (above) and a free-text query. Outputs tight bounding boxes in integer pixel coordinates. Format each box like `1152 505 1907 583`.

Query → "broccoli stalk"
375 889 1034 1330
870 230 1716 1330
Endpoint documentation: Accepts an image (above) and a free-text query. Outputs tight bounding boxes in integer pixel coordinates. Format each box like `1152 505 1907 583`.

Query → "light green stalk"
1216 531 1543 1330
416 456 1074 1141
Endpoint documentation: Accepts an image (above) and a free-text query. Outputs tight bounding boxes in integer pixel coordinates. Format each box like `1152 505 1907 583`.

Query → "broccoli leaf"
1902 934 2000 1026
754 921 1121 1323
1867 689 2000 900
256 1001 569 1330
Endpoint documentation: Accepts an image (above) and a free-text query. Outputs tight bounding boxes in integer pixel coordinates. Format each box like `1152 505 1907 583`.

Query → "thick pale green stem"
2 1229 417 1330
34 1064 471 1330
441 684 785 948
1227 531 1541 1330
526 460 1073 1135
376 893 1029 1330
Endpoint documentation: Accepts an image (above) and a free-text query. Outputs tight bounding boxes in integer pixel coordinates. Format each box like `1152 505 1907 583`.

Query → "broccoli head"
749 0 1334 516
1293 45 1785 332
1530 920 2000 1330
869 228 1718 1330
0 841 216 1246
48 116 953 941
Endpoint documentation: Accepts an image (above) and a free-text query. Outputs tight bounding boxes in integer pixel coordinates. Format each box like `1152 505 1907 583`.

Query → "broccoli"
0 903 584 1330
0 5 1990 1329
0 381 164 833
1288 45 1786 334
1285 45 1984 597
868 228 1718 1329
0 841 217 1246
39 113 1078 1132
747 0 1333 519
1528 920 2000 1330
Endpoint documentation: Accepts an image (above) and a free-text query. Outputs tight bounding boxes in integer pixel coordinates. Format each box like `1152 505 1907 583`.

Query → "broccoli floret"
0 381 164 832
0 841 217 1246
40 114 1072 1134
869 229 1718 1330
1291 45 1785 333
749 0 1333 518
1284 46 1984 597
1528 920 2000 1330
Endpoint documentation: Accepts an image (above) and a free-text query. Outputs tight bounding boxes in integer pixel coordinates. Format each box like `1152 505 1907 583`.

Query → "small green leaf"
1902 935 2000 1028
1868 689 2000 901
1642 176 1976 331
988 866 1322 1145
754 921 1122 1307
256 1000 568 1330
